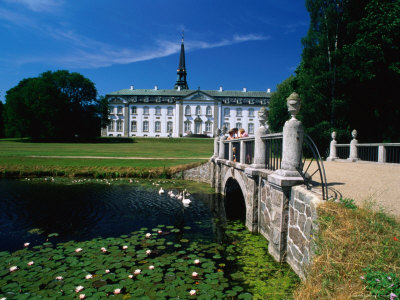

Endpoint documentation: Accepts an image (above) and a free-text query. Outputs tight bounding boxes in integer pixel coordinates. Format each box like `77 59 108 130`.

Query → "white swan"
182 191 191 205
159 187 164 195
177 192 183 200
169 191 176 198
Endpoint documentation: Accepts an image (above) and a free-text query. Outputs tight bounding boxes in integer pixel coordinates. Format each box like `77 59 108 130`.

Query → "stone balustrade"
327 130 400 164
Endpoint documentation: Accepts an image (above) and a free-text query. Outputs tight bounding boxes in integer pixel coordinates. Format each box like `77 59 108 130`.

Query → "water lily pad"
48 233 59 238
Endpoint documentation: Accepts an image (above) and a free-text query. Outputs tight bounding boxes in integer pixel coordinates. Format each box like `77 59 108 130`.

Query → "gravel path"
323 160 400 219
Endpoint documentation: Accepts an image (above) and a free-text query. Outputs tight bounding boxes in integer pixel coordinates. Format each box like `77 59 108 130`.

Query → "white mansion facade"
102 38 270 138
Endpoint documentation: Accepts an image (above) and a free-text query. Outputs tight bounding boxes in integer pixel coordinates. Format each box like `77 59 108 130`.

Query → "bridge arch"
221 167 248 221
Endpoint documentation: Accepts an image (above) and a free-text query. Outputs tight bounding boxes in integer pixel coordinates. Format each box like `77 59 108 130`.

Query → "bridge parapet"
210 92 326 280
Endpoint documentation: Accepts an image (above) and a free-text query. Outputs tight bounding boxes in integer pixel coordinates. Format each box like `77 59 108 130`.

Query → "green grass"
0 138 213 158
0 138 214 178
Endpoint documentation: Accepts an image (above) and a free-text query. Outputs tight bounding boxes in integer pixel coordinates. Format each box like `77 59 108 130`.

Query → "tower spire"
174 31 188 90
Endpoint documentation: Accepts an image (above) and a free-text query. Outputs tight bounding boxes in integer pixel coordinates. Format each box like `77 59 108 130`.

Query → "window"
223 122 230 131
108 120 114 131
185 105 191 116
116 120 123 132
205 121 212 133
117 106 123 114
143 106 149 115
143 121 149 132
155 106 161 115
155 121 161 132
131 121 137 132
248 123 254 134
224 108 230 117
206 106 212 116
195 105 201 116
167 121 173 133
249 108 254 117
236 108 242 117
167 106 173 116
184 121 191 133
236 122 242 129
131 106 137 114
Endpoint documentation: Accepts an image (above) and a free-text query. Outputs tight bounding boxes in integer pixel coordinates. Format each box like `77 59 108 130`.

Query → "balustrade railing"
262 133 283 171
328 130 400 164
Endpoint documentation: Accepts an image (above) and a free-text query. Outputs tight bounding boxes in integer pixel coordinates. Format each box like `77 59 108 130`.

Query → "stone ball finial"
331 131 337 140
287 92 301 119
258 107 268 126
352 129 357 139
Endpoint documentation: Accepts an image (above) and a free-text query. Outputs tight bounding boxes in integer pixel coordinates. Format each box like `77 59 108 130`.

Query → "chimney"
219 86 223 92
267 88 271 93
154 85 158 90
243 87 247 92
130 85 134 90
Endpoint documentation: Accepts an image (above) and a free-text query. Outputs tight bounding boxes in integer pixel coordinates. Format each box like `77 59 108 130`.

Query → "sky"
0 0 310 101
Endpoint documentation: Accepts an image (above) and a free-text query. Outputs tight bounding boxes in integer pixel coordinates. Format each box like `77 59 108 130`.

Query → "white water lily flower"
194 259 200 264
56 276 64 280
75 285 84 293
24 242 30 247
146 250 151 255
192 272 198 277
157 230 162 234
79 294 85 299
101 247 107 253
189 290 196 296
85 274 92 279
122 245 128 250
27 261 34 266
128 274 133 278
105 269 110 274
148 265 155 270
145 233 151 238
134 269 141 275
114 288 121 294
9 266 18 272
75 248 82 253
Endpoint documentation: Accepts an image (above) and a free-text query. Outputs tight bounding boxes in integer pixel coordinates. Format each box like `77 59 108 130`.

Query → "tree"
0 101 4 138
267 76 294 132
4 70 99 139
296 0 400 150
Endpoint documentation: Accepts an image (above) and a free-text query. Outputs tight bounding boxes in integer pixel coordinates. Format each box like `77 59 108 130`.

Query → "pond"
0 178 299 299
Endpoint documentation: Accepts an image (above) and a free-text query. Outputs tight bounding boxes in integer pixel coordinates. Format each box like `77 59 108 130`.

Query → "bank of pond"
0 178 299 299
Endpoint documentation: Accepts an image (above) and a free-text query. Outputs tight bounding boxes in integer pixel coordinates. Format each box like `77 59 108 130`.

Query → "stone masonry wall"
286 185 323 280
174 162 211 184
259 178 271 241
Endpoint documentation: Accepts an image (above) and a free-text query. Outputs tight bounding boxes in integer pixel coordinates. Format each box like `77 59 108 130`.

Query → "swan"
177 192 183 200
159 187 164 195
182 191 191 205
169 191 176 198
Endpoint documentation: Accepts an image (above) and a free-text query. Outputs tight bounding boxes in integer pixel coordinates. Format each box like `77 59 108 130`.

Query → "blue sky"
0 0 309 101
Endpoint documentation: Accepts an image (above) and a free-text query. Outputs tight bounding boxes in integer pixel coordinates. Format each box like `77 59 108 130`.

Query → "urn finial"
351 129 357 139
287 92 301 119
331 131 337 140
258 107 268 126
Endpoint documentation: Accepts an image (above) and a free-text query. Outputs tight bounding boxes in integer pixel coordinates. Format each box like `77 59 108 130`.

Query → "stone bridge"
208 93 323 280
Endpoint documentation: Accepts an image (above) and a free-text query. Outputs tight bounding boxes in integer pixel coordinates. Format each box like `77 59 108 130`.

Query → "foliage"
295 0 400 150
362 268 400 299
3 70 100 139
267 76 294 133
0 220 298 299
338 197 357 210
0 101 4 138
294 200 400 299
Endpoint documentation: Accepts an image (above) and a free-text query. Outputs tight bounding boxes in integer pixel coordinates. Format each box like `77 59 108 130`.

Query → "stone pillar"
327 131 338 161
267 92 304 262
251 107 269 168
228 141 233 161
219 136 226 159
213 130 220 158
240 140 245 164
123 103 129 137
348 129 359 162
378 145 386 163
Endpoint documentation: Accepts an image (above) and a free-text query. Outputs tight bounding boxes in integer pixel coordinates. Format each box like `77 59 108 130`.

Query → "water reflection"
0 179 226 252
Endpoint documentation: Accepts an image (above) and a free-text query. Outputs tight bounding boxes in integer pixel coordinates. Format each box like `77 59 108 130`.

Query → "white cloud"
3 0 63 12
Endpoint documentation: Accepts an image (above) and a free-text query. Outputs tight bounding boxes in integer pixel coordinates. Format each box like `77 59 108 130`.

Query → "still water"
0 179 222 252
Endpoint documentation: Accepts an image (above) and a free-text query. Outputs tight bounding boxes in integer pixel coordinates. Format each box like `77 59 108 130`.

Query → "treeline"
0 70 108 140
268 0 400 150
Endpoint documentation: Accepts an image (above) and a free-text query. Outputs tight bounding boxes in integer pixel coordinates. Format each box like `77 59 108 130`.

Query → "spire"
174 31 189 90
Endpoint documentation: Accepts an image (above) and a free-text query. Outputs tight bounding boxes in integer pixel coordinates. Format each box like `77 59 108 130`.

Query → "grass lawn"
0 138 213 178
0 138 213 158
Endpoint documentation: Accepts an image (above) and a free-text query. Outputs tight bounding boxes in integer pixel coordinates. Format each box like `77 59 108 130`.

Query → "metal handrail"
298 134 329 200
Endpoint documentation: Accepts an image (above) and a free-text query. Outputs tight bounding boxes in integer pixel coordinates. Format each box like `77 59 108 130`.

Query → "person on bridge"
239 128 248 138
227 129 235 140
